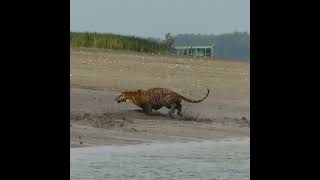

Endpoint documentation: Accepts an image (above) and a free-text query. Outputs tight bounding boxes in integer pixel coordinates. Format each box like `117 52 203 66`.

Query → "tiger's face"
114 93 130 103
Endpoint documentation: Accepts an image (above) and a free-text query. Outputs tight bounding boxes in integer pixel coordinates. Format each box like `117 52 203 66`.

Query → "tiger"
114 88 210 117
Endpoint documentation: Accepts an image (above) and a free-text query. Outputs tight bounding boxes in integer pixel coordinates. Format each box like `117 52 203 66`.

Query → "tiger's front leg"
143 103 152 115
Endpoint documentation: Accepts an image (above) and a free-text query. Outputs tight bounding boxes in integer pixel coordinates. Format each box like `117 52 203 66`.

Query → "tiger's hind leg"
143 103 152 115
168 104 177 118
176 103 182 117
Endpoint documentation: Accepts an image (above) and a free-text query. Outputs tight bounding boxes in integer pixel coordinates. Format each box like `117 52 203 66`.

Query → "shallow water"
70 138 250 180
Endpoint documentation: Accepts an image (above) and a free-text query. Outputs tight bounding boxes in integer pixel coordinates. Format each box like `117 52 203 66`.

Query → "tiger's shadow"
129 109 168 118
126 109 209 122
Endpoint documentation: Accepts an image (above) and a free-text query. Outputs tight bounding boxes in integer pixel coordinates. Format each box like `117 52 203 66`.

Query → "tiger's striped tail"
180 88 210 103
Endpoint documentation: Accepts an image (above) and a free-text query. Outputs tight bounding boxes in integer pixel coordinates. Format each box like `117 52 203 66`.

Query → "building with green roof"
174 44 214 58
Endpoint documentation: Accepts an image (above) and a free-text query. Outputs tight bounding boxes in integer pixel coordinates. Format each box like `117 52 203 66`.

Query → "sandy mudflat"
70 48 250 148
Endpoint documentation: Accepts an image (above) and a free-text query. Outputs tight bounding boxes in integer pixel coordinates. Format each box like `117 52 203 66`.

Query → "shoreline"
70 88 249 148
70 136 250 149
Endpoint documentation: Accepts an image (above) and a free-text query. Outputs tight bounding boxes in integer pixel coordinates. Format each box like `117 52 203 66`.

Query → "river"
71 138 250 180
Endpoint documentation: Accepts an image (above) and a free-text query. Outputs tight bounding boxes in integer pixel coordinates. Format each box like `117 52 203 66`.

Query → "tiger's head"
114 92 130 103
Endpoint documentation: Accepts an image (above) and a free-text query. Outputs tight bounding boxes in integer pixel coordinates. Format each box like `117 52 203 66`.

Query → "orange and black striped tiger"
115 88 209 117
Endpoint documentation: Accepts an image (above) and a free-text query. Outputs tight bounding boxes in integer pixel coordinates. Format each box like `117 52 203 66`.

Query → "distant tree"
164 33 175 54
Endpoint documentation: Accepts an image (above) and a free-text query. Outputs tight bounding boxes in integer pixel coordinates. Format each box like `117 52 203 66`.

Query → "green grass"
70 32 168 53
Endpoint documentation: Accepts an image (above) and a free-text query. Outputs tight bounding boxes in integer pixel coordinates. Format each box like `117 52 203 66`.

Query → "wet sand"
70 48 250 148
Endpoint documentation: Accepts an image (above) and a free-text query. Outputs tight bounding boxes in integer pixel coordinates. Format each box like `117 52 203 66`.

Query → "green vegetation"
70 32 168 53
70 31 250 61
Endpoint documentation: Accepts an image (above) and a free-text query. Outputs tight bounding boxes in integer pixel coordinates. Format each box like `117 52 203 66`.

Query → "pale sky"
71 0 250 38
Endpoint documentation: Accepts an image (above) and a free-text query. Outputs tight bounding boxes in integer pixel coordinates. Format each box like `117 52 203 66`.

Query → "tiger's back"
144 88 181 109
